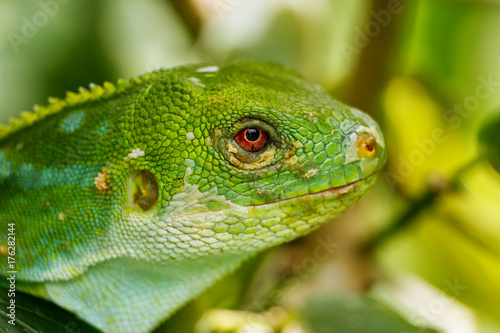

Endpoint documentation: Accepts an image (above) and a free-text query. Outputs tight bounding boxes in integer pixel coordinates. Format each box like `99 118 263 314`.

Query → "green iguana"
0 62 386 332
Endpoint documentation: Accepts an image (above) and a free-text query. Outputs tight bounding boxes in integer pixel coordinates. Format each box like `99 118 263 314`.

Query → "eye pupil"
245 128 260 142
235 127 269 152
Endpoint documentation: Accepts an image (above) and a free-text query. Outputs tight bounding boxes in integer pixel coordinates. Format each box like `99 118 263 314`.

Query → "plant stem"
364 156 485 253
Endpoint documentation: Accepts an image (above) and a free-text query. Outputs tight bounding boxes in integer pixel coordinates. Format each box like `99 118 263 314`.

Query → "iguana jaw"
299 178 362 198
249 175 374 207
294 178 362 199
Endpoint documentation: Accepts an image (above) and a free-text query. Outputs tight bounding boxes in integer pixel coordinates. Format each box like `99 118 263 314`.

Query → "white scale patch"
184 158 195 168
165 170 247 237
188 77 205 87
303 169 318 178
163 182 248 228
196 66 219 73
124 148 145 161
185 132 195 142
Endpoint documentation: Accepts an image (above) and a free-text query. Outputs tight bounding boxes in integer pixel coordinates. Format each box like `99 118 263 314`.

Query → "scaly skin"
0 62 386 332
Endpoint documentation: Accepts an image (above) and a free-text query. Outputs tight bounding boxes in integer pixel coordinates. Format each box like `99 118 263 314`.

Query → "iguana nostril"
357 133 377 158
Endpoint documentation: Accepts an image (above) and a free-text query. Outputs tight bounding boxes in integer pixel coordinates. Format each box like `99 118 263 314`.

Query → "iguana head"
0 61 386 333
121 62 386 259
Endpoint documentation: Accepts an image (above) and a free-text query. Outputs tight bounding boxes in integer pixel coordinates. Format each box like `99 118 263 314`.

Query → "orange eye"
235 128 269 152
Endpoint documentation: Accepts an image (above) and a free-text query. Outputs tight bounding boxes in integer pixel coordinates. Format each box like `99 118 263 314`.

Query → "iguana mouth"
319 181 359 195
296 177 366 200
250 176 372 207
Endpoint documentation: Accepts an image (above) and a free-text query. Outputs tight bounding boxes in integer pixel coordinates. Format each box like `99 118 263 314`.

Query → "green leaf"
298 294 440 333
0 287 99 333
478 114 500 173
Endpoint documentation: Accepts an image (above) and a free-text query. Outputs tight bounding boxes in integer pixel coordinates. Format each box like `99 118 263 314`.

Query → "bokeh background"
1 0 500 332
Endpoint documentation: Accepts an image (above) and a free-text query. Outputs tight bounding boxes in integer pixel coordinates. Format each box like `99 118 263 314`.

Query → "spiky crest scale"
0 76 144 141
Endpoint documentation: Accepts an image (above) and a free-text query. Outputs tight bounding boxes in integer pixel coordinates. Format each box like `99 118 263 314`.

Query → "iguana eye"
235 128 269 152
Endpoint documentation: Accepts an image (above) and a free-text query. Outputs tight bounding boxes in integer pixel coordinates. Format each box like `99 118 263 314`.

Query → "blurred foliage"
479 114 500 172
1 0 500 332
299 294 439 333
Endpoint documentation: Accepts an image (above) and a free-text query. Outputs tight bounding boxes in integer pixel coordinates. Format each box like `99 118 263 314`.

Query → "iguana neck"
23 253 250 333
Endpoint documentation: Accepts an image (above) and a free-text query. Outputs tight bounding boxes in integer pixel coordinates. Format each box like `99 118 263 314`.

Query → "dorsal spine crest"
0 76 145 141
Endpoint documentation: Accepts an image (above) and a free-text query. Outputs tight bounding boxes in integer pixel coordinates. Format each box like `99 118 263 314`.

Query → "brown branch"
344 0 413 115
168 0 203 40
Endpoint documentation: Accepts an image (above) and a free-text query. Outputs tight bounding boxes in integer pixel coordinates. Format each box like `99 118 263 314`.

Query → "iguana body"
0 62 386 332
